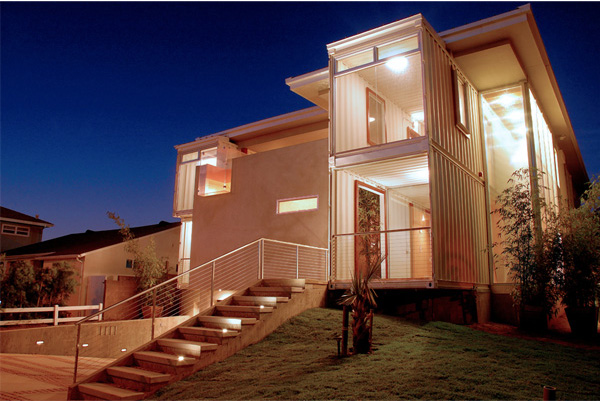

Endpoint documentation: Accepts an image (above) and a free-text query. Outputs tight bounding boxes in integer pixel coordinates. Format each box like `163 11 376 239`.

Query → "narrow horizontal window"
2 224 30 237
336 49 374 73
277 196 319 214
377 36 419 60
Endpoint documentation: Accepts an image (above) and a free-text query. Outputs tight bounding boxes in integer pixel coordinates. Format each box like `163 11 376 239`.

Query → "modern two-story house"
172 5 588 323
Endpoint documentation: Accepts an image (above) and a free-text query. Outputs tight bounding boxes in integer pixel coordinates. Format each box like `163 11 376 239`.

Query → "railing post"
259 240 264 280
325 249 329 282
151 288 157 340
98 303 103 321
210 261 215 306
73 323 82 383
296 245 299 279
53 305 59 326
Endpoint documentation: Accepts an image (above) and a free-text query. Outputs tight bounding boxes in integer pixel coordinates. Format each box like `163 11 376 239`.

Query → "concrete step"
197 315 256 329
157 338 218 358
262 278 306 288
248 286 303 297
133 351 196 374
232 295 283 307
107 366 171 392
215 305 273 319
77 382 144 401
107 366 171 384
178 326 239 344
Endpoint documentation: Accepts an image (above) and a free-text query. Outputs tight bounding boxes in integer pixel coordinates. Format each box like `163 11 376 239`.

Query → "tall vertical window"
454 70 470 134
367 89 386 145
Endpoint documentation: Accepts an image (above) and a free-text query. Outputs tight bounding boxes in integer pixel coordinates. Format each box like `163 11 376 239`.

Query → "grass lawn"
153 308 600 400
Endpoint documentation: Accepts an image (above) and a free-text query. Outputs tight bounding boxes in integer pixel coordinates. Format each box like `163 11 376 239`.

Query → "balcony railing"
71 238 327 383
331 227 432 282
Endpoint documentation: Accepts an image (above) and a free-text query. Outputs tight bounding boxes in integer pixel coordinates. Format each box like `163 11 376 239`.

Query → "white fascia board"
285 68 328 90
327 14 423 56
174 106 328 151
439 4 530 40
0 217 54 228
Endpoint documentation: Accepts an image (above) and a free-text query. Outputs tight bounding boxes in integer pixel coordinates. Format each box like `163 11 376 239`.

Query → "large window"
175 147 219 212
333 35 425 154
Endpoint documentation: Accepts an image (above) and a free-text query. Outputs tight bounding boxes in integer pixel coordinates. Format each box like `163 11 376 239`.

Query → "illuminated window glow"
277 196 319 214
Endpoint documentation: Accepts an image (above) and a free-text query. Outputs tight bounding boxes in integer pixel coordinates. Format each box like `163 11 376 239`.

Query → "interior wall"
335 71 412 153
190 139 329 268
387 190 411 278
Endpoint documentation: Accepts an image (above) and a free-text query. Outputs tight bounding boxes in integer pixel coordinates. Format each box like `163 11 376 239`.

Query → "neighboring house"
0 206 54 252
4 221 180 308
172 6 588 323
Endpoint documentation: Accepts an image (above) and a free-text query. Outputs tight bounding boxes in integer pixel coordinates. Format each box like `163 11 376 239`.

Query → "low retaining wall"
0 316 189 357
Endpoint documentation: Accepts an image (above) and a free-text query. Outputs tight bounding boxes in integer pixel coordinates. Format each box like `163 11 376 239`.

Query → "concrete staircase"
68 279 326 400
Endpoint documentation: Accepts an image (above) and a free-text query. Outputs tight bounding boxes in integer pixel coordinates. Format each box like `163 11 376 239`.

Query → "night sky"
2 2 599 240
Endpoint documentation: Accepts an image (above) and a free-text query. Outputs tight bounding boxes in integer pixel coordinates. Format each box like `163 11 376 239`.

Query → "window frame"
453 69 471 137
1 224 30 237
276 195 319 215
366 88 387 146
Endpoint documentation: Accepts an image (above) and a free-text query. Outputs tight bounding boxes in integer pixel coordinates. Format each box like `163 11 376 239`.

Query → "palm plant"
338 256 381 354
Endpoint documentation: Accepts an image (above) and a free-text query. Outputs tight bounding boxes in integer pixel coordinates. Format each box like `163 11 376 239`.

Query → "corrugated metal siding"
422 29 484 176
430 150 489 285
423 29 489 286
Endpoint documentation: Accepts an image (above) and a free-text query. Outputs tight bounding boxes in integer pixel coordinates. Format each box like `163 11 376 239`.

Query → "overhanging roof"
0 206 54 228
440 4 588 194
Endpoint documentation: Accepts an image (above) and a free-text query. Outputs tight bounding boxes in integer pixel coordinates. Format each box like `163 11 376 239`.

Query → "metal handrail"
71 237 328 383
332 227 431 237
73 238 263 326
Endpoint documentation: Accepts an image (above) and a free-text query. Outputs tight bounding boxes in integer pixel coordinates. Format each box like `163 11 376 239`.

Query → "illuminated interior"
197 164 232 197
482 86 528 283
333 35 425 154
482 85 560 283
334 154 432 280
277 196 319 214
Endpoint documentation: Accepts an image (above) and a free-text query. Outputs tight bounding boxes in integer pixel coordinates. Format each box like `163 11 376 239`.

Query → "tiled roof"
0 206 54 227
4 221 180 258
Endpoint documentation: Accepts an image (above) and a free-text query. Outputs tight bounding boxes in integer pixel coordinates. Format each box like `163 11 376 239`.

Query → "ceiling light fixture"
385 56 408 73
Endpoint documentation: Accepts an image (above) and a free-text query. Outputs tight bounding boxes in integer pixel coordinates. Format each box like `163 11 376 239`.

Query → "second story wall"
190 139 329 268
422 26 485 177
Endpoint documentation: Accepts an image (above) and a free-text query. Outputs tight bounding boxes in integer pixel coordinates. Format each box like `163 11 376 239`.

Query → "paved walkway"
0 354 112 401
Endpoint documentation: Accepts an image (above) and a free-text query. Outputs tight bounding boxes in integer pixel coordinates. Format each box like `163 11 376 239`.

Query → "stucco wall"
191 139 329 267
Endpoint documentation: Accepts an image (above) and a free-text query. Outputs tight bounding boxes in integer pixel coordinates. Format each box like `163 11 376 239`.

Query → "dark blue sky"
2 2 599 240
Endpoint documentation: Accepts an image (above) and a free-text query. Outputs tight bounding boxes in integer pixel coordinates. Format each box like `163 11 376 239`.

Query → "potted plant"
559 176 600 337
493 169 562 331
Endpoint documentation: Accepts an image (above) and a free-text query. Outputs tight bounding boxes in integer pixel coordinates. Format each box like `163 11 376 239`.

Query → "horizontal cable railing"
332 227 432 281
72 238 327 383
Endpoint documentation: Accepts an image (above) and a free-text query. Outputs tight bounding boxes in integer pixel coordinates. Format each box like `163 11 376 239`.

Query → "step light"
82 343 89 348
178 356 185 361
121 348 127 352
36 340 44 345
222 328 228 333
